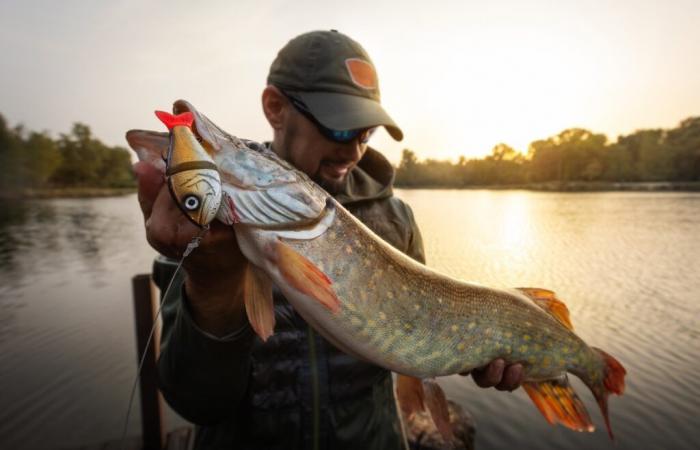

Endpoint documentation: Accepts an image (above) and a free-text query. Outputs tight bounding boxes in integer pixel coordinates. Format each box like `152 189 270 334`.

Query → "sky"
1 0 699 163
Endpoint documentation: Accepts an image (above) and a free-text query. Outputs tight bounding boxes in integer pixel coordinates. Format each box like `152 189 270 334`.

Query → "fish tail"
522 376 595 433
589 347 627 440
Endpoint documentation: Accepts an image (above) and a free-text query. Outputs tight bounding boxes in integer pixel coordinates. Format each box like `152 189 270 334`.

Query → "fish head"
155 110 223 228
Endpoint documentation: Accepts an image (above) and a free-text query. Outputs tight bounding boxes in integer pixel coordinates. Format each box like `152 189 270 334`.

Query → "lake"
0 191 698 449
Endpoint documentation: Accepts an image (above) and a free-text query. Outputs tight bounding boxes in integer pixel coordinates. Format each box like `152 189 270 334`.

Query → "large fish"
126 100 626 441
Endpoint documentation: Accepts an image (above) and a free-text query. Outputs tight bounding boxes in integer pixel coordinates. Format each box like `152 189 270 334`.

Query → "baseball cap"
267 30 403 141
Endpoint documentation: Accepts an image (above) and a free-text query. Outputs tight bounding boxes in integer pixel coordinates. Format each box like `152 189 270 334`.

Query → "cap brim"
292 91 403 141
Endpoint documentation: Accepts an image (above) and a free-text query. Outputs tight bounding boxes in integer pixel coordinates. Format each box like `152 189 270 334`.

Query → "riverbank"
2 182 699 199
0 187 136 200
395 181 700 191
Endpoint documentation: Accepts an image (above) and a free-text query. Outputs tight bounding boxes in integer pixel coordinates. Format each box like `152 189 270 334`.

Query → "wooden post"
132 274 166 450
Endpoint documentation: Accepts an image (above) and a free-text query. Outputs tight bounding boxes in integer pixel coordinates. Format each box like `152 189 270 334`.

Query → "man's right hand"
134 161 248 336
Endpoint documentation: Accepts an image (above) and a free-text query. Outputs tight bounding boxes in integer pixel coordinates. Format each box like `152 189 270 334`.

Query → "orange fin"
276 241 341 313
395 374 425 419
591 347 627 440
517 288 574 330
523 377 594 433
422 379 455 444
243 265 275 342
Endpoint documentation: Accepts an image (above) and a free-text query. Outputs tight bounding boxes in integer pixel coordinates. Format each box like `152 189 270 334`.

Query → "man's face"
277 106 370 194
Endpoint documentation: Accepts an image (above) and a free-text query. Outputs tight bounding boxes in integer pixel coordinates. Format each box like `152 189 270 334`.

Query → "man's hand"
133 161 248 335
461 359 523 391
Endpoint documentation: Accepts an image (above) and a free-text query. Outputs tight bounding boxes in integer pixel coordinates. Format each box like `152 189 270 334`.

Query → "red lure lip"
154 110 194 130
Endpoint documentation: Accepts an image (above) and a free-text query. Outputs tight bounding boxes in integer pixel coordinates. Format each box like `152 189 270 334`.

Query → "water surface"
0 191 698 449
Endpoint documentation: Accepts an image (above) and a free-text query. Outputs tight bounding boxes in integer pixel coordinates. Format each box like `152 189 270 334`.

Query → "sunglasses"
282 91 376 144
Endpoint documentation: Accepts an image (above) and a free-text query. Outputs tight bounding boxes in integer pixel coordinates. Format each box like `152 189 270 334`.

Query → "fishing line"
119 225 209 450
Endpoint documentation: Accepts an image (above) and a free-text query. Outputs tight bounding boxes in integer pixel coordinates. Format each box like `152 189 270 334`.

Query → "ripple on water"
1 192 700 449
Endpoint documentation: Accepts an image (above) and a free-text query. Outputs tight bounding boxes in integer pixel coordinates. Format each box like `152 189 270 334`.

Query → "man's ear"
262 85 288 130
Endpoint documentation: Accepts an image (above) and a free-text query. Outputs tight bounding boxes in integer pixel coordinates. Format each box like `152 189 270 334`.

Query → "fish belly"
278 207 586 379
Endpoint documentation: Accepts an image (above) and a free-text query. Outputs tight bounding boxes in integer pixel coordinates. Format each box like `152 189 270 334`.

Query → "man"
133 30 523 450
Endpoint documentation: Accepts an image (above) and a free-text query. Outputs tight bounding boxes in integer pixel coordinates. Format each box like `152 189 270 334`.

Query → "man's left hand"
461 359 523 391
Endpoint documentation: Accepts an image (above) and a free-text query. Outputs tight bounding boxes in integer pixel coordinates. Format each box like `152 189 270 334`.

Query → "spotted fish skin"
279 204 593 380
133 99 626 440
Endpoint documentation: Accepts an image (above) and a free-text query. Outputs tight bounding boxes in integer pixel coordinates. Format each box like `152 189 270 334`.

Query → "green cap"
267 30 403 141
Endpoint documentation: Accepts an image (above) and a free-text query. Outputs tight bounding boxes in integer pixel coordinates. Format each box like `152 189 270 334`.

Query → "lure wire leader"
119 225 209 450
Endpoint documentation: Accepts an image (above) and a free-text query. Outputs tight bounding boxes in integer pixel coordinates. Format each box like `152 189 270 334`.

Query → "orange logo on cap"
345 58 377 89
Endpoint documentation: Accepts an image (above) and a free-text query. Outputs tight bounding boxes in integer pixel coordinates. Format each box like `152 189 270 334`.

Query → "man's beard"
280 121 349 195
314 172 347 195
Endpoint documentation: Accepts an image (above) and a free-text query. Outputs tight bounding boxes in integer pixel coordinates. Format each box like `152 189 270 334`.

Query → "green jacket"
154 147 425 449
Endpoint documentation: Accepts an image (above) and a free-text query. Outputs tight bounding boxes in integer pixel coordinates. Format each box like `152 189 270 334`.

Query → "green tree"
529 129 607 182
23 131 62 187
50 123 135 188
616 129 668 181
0 116 24 190
396 149 420 186
665 117 700 181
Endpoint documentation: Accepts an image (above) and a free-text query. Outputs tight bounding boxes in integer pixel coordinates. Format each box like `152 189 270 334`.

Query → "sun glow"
0 1 698 167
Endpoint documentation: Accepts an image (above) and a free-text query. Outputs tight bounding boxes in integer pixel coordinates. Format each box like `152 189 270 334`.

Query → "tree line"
2 111 698 193
395 117 700 187
0 114 135 194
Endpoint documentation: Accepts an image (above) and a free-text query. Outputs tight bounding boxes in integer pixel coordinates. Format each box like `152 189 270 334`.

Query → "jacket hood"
334 147 395 206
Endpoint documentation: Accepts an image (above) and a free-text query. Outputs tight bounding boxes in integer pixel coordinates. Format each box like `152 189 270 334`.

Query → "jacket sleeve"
152 256 255 425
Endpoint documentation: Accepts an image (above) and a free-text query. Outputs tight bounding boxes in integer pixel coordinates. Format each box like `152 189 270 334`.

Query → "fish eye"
183 195 200 211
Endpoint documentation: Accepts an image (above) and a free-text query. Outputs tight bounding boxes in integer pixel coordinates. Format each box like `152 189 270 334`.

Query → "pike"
127 100 627 442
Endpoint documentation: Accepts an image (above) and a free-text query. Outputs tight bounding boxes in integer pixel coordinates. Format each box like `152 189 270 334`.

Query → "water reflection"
0 198 138 290
0 192 699 449
0 200 33 273
398 190 700 450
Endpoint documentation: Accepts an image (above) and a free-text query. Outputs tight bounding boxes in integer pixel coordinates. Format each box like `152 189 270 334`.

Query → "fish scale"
131 101 627 441
281 206 590 379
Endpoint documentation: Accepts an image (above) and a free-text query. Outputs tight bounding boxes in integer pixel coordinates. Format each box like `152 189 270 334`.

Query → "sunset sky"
1 0 698 163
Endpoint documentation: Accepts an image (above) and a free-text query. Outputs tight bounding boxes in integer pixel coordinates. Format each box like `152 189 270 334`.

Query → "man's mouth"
321 161 354 179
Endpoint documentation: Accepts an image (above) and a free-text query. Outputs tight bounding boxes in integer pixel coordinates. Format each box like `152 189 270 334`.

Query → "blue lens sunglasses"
282 90 376 144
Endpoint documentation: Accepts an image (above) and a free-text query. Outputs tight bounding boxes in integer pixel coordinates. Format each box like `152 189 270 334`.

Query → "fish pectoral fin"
396 374 425 419
517 288 574 330
275 241 341 313
523 377 594 433
422 379 456 444
243 264 275 342
125 129 169 170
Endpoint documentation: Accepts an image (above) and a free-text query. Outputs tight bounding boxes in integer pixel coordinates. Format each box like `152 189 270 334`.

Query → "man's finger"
495 363 523 391
472 358 505 388
133 161 164 219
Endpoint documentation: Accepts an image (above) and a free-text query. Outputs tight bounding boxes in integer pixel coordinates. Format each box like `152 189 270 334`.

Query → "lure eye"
183 195 200 211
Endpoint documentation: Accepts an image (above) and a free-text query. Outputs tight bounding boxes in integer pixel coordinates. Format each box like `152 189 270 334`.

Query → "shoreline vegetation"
398 181 700 192
1 115 135 200
0 187 136 200
2 181 699 200
395 117 700 190
1 113 698 198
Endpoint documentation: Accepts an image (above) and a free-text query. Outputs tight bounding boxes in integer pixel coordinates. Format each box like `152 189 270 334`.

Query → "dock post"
132 273 166 450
